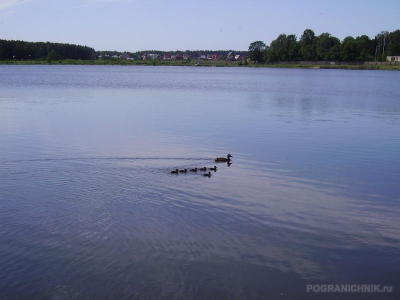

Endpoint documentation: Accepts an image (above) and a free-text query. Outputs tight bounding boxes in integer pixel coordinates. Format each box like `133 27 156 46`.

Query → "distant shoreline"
1 60 399 71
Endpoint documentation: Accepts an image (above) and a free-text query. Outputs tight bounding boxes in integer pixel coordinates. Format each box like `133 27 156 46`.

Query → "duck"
203 172 211 177
199 167 207 171
179 169 187 173
170 169 179 174
190 168 198 172
215 154 232 162
208 166 217 171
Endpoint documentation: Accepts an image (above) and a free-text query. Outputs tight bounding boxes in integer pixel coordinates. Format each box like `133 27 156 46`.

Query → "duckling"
208 166 217 171
199 167 207 171
203 172 211 177
179 169 187 173
215 154 232 162
190 168 198 172
170 169 179 174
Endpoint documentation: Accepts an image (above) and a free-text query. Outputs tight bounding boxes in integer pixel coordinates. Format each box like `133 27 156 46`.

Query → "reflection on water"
0 66 399 299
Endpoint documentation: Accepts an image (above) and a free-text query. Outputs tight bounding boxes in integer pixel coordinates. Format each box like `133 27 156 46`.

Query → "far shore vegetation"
1 28 399 71
1 59 398 71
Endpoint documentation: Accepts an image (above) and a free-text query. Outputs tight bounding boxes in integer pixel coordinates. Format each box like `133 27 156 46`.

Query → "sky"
0 0 399 52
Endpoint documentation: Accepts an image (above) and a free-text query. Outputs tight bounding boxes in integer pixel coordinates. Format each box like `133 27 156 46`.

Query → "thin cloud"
0 0 135 11
87 0 135 2
0 0 31 11
80 0 136 6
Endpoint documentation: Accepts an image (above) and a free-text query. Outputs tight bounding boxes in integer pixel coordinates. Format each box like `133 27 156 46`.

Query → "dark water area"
0 65 399 299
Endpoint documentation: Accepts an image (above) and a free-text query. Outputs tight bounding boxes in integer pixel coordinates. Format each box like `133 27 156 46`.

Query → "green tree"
374 31 390 61
265 34 298 62
248 41 266 62
355 35 373 61
328 44 341 61
0 43 4 60
47 49 60 61
264 45 277 62
388 30 400 56
288 36 300 61
299 29 316 60
315 33 340 60
341 37 357 61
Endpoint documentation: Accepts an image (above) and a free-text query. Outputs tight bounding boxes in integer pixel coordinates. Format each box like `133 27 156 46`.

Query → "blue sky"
0 0 398 52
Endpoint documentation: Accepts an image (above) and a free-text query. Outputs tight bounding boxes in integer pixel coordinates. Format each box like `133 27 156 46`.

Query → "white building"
387 56 400 62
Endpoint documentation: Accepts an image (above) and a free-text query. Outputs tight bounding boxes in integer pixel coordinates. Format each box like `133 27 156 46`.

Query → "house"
199 55 207 60
142 54 159 60
226 52 235 60
163 54 172 60
387 56 400 62
175 54 183 60
205 54 221 60
235 55 241 61
121 52 131 60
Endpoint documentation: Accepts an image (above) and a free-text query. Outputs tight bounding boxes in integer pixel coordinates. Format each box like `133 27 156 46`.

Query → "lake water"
0 65 399 299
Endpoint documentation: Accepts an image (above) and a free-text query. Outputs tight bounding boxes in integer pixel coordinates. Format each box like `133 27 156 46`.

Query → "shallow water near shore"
0 65 399 299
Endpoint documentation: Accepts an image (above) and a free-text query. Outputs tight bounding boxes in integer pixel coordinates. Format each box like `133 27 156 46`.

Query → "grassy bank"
260 63 400 71
1 59 399 70
0 59 241 67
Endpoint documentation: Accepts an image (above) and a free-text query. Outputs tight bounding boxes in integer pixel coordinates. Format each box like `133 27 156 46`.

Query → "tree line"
248 29 400 62
0 40 96 61
0 39 247 61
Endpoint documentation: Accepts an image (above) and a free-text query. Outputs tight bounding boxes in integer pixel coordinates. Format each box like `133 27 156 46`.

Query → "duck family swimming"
170 154 232 177
170 167 211 174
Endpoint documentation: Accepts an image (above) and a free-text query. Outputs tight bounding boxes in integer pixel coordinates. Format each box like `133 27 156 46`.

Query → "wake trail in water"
1 157 212 164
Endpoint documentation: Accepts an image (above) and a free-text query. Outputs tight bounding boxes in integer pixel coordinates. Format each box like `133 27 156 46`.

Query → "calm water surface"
0 66 399 299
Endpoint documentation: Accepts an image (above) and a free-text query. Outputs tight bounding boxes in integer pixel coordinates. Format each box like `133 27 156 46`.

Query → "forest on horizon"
1 28 399 62
248 29 400 62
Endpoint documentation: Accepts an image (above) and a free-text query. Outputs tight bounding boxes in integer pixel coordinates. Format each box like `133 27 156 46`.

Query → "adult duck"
215 154 232 162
